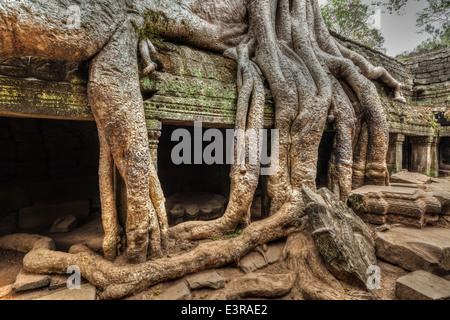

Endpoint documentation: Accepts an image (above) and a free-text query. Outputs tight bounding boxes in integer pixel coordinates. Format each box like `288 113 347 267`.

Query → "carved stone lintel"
389 133 406 145
409 136 434 146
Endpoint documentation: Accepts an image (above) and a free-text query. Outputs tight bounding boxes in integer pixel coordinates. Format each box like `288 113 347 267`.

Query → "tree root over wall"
0 0 406 300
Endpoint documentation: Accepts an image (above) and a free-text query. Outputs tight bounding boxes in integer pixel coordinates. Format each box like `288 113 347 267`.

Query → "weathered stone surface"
431 192 450 216
49 275 68 291
186 271 225 290
18 200 89 230
36 284 97 300
49 215 77 233
396 271 450 300
238 251 268 274
376 227 450 272
154 282 192 300
209 273 295 300
13 269 50 292
303 187 377 289
349 186 443 228
0 285 12 299
166 193 227 225
50 214 103 252
265 241 286 264
391 171 432 185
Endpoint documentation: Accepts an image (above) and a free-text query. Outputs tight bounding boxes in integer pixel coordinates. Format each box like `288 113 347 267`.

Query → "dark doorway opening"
0 117 100 237
316 131 336 189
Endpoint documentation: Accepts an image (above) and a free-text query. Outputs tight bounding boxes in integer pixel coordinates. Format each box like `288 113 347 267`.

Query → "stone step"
153 282 192 300
12 269 51 292
186 271 225 290
349 186 444 228
208 272 295 300
35 284 97 300
396 270 450 300
376 227 450 273
390 171 432 185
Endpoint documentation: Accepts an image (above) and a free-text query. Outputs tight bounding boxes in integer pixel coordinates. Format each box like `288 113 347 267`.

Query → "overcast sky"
318 0 431 57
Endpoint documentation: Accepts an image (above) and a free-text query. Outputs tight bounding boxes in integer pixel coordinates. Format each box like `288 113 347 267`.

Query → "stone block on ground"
186 271 225 290
396 270 450 300
36 284 97 300
349 186 443 228
376 227 450 272
166 193 227 224
12 269 51 292
209 273 295 300
153 282 192 300
18 200 89 230
238 251 268 273
265 241 286 264
49 215 77 233
49 275 69 291
391 171 432 185
50 214 103 252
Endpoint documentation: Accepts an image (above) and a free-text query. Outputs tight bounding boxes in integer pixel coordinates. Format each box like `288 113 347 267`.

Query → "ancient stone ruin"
0 0 449 303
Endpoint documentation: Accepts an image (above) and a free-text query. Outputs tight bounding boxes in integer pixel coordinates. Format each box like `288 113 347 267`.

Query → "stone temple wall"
403 48 450 109
0 32 448 233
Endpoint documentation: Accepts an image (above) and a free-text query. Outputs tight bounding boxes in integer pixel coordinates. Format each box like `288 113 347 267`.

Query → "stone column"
146 119 162 171
430 137 439 177
387 133 405 175
410 136 434 176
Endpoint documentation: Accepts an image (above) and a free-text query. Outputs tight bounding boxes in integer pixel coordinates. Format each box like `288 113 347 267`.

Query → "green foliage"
416 0 449 46
139 9 169 46
420 111 441 135
211 227 243 241
320 0 386 52
426 170 439 178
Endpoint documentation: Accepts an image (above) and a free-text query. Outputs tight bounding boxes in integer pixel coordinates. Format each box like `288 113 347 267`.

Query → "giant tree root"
284 232 347 300
1 200 304 300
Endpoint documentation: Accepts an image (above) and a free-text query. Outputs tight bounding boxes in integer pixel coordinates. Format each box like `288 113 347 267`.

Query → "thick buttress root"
1 200 305 300
172 0 395 242
89 20 169 263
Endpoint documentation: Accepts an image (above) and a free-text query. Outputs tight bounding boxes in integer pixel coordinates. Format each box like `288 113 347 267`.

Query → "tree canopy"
320 0 386 52
380 0 449 57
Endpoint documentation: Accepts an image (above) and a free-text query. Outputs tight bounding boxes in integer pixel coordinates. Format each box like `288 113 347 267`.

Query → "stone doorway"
157 125 232 226
0 117 100 237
